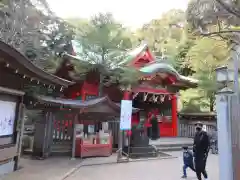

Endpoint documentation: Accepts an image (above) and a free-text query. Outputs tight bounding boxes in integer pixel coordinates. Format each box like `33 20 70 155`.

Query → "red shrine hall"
55 43 197 140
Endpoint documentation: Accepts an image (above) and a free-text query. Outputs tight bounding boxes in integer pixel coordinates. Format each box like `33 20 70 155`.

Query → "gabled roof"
0 41 74 87
139 60 198 87
60 41 198 87
118 43 149 66
140 61 180 77
26 95 140 113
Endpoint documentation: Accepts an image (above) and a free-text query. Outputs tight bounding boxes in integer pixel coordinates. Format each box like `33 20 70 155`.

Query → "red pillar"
171 94 178 137
123 91 131 100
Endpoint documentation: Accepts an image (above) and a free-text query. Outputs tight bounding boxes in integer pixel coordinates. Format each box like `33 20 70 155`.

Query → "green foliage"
75 12 132 70
109 67 140 90
68 13 139 94
135 9 196 77
184 37 230 111
136 9 185 57
179 88 210 112
0 0 74 73
1 1 233 114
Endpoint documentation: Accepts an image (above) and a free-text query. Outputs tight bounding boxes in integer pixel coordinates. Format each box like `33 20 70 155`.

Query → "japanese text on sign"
120 100 132 130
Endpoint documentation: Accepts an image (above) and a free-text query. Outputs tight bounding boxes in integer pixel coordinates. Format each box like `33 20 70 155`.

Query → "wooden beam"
0 146 17 162
0 86 25 96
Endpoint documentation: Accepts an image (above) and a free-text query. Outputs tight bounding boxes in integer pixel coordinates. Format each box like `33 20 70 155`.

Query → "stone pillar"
71 114 77 160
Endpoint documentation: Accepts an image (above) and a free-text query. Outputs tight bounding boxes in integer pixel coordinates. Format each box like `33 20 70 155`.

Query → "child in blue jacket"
181 146 195 178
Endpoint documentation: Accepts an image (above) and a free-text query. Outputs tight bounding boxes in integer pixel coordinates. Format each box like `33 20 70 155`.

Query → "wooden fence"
179 123 215 138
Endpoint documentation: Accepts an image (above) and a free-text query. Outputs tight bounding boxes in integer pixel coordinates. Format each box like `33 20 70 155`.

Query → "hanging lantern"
156 114 161 121
153 94 158 102
160 95 165 103
143 92 149 101
168 95 172 100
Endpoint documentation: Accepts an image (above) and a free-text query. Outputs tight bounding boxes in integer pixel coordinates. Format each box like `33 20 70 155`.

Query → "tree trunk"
98 73 104 96
99 48 106 97
209 96 215 112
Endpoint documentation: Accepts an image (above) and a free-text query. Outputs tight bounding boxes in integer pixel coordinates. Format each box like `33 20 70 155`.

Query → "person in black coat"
193 121 210 180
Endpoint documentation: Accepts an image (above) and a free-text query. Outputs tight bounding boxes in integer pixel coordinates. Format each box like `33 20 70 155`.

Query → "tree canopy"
0 0 74 72
1 1 234 112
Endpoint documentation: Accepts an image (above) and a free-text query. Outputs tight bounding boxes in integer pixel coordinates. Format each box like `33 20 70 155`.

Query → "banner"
120 100 132 130
0 100 16 136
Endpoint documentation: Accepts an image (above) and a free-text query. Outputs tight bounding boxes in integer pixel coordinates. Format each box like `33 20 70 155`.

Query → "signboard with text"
120 100 132 130
0 100 16 136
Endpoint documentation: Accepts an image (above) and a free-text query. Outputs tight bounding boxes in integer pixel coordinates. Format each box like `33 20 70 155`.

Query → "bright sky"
47 0 189 29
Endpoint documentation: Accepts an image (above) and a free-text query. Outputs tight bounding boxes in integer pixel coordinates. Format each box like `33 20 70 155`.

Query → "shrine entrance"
133 91 176 138
52 112 74 155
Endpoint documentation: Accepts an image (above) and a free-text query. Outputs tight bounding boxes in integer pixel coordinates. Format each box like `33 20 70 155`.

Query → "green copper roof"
139 61 181 79
179 75 199 84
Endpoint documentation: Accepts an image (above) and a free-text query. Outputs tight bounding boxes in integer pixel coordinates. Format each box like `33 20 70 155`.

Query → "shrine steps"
50 142 72 155
150 137 193 152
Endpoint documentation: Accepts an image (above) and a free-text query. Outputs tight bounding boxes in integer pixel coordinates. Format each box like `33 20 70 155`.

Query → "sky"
47 0 189 29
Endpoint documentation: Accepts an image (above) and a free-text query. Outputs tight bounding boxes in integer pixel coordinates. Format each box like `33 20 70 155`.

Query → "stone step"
154 142 193 148
157 145 193 152
51 144 72 154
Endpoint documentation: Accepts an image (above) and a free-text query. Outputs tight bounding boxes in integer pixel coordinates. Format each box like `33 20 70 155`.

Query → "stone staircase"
150 137 193 152
51 141 72 155
128 145 158 158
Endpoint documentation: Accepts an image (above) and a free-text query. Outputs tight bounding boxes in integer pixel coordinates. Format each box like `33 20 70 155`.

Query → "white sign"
202 125 207 132
120 100 132 130
0 100 16 136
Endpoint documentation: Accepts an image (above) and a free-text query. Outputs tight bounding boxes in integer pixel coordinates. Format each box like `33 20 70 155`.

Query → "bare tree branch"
215 0 240 18
200 29 240 36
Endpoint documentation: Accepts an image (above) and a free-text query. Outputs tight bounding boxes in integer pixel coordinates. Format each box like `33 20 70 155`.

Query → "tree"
72 13 136 95
186 37 229 111
136 9 186 57
0 0 74 72
179 88 203 112
186 0 240 36
135 9 196 76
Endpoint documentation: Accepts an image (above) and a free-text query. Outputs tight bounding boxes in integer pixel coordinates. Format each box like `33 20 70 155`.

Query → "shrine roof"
27 95 140 113
65 41 150 68
140 61 179 76
58 41 198 88
0 41 74 87
118 43 149 66
139 61 198 87
179 75 198 85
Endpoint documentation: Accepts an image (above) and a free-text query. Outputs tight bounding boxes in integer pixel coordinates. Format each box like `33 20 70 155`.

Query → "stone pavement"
0 152 219 180
0 156 81 180
66 151 219 180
